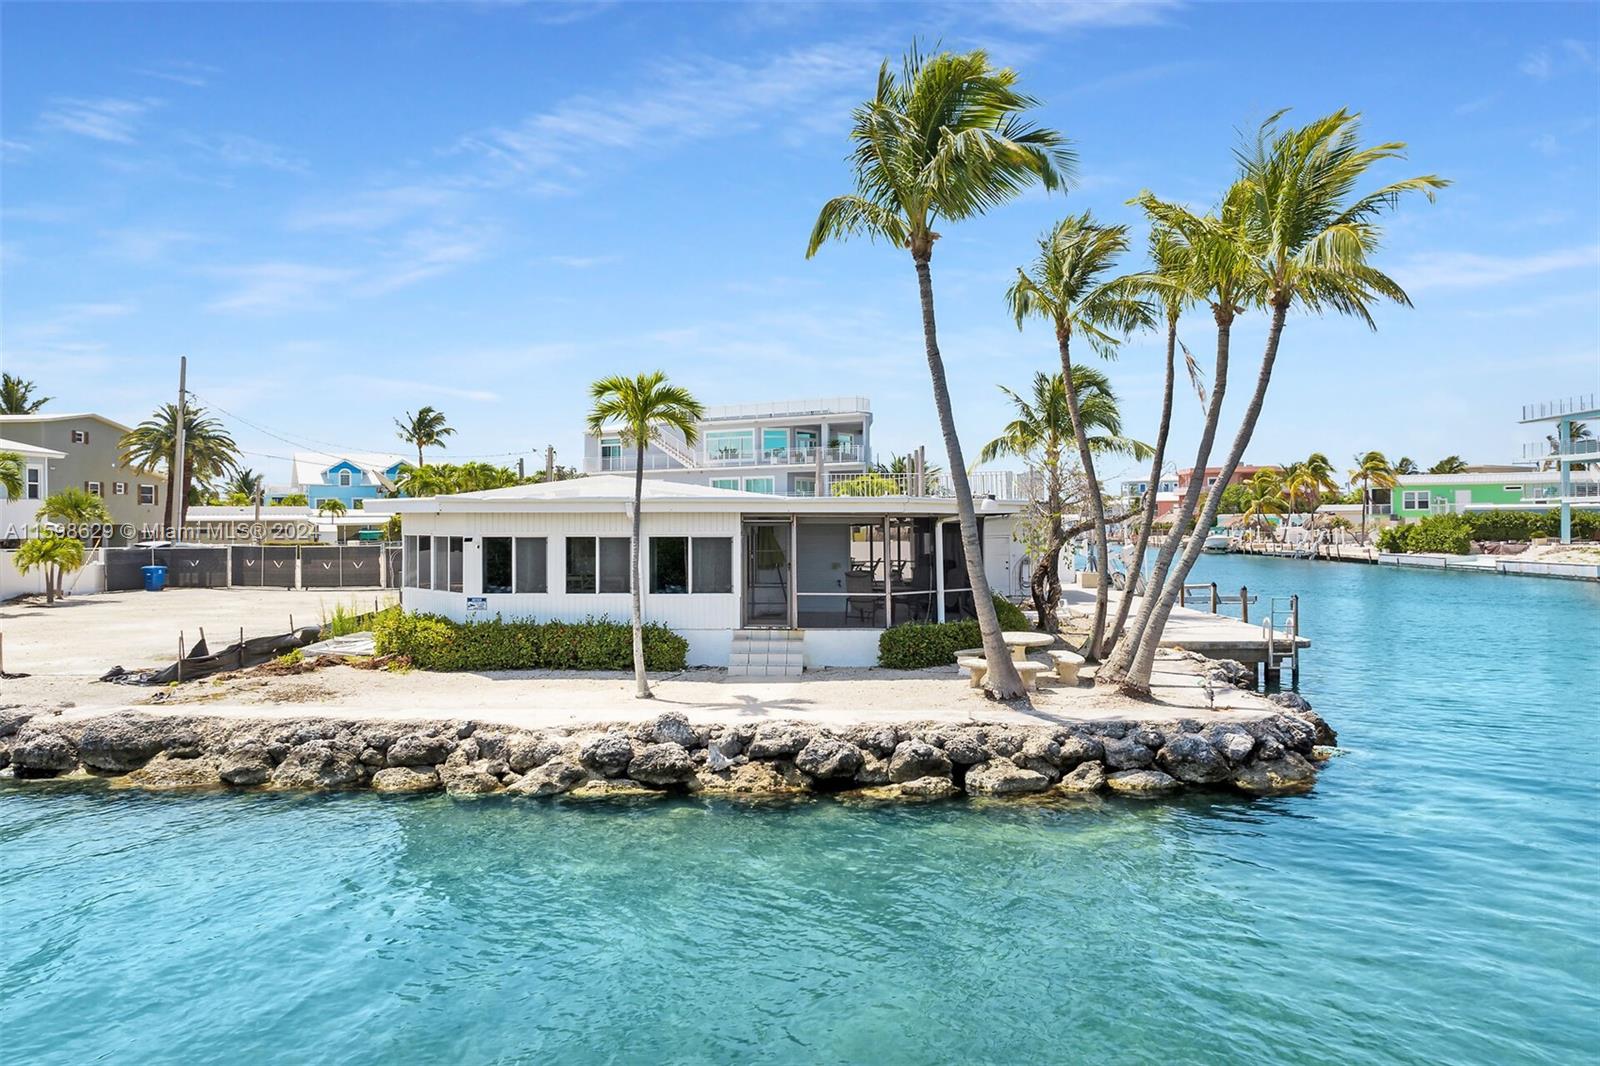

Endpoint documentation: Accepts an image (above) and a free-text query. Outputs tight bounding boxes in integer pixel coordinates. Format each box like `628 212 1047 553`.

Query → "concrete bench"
957 655 1048 691
1048 649 1086 684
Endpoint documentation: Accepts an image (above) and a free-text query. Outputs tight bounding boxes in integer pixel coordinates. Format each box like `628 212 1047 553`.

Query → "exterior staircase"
727 629 805 678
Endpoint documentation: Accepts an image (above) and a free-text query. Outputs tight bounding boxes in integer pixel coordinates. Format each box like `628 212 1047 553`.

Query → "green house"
1388 471 1556 519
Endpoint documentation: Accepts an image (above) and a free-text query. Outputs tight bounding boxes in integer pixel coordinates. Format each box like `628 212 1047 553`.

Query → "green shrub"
1379 514 1473 554
371 611 688 672
878 595 1033 669
1462 509 1600 542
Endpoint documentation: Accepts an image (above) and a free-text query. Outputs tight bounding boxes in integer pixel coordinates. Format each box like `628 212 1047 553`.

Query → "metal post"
882 516 892 628
545 445 556 481
1290 594 1301 689
173 355 187 541
239 627 245 670
177 633 184 682
1209 582 1218 613
1240 586 1249 624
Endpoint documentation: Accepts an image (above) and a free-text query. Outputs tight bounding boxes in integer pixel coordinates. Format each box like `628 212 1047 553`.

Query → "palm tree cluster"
810 46 1443 697
393 461 529 498
1349 450 1399 540
0 373 50 415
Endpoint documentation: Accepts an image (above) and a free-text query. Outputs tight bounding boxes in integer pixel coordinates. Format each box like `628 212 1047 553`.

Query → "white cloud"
193 132 309 174
457 41 882 183
206 262 357 314
1520 39 1597 79
978 0 1186 31
360 227 492 295
1399 245 1600 290
288 183 460 231
40 96 158 144
130 61 219 88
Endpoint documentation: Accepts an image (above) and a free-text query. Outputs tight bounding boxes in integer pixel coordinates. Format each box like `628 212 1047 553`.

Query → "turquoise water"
3 559 1597 1064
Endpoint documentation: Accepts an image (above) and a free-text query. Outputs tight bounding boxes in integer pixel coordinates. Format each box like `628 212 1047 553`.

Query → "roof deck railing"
701 397 871 421
1520 393 1597 422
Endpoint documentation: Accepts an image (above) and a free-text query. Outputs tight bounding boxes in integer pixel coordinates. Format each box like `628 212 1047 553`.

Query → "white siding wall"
399 510 743 664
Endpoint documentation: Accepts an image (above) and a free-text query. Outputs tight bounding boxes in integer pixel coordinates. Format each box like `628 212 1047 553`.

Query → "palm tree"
38 487 113 545
1005 213 1154 661
1393 456 1420 475
117 403 239 536
1350 450 1398 540
227 468 265 500
15 531 85 604
394 406 455 469
0 373 50 415
0 452 22 500
1103 226 1202 659
978 367 1149 631
1111 109 1445 695
1280 460 1312 540
874 453 944 493
805 44 1073 699
1428 454 1468 474
587 371 704 699
1237 468 1290 537
317 498 347 519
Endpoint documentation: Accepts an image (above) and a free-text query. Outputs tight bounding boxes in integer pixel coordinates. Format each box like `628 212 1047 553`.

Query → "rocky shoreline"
0 696 1337 801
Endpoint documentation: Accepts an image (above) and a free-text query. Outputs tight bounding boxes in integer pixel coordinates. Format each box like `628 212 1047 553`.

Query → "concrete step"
728 629 805 677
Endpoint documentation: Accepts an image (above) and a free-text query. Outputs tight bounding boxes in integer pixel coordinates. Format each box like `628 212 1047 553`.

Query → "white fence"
1 549 107 601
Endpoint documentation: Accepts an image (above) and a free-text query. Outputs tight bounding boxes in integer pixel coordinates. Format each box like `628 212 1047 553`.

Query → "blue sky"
3 1 1597 489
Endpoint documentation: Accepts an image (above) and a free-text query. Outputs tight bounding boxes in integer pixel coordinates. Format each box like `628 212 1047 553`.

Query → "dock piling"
1240 586 1249 624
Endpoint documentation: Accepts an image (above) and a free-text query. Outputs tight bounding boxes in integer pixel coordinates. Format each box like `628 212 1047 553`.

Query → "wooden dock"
1057 586 1310 686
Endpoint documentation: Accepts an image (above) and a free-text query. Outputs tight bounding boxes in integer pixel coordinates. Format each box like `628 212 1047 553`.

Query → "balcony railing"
1521 438 1600 462
819 469 1021 500
701 396 870 421
1523 482 1600 502
1521 393 1597 422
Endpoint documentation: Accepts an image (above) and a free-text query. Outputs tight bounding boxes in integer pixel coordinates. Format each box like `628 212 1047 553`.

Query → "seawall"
0 700 1337 801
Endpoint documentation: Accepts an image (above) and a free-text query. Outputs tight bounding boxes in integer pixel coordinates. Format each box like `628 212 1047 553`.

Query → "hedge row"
1378 509 1600 554
372 610 689 672
878 595 1032 669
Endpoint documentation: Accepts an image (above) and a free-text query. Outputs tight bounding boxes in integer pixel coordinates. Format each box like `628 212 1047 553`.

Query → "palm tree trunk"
1122 301 1290 694
1103 306 1234 685
45 564 56 604
1034 457 1065 635
1055 327 1110 662
418 444 425 470
912 252 1024 698
1103 315 1176 658
631 441 651 699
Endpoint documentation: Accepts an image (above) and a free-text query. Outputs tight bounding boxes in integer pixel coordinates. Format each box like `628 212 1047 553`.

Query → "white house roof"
291 451 408 487
366 474 1016 517
0 412 132 432
0 436 67 460
1395 470 1581 486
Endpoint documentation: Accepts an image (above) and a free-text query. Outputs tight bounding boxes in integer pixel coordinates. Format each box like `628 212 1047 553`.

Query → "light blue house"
281 451 408 509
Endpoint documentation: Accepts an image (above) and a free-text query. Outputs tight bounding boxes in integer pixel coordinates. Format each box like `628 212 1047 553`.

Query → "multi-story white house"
0 435 66 543
582 396 874 497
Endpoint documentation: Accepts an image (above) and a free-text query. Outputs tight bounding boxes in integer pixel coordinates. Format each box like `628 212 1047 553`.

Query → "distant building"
582 396 874 497
280 451 408 510
1176 465 1267 494
0 436 66 543
0 413 165 541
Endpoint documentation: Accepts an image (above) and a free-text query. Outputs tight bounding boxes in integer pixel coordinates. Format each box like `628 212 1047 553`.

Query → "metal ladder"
1261 594 1300 685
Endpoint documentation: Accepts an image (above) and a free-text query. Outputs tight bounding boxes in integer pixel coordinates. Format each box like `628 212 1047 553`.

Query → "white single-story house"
366 475 1030 668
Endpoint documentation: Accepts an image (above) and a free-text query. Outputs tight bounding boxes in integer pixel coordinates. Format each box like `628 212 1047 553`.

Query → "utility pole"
173 356 188 542
544 445 556 481
516 457 525 480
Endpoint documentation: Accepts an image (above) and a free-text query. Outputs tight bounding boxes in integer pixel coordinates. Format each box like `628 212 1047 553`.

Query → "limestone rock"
1273 715 1318 754
580 733 636 777
986 730 1025 758
705 745 733 772
162 728 204 760
507 756 587 796
120 754 221 790
747 724 811 760
1275 704 1336 747
843 724 900 758
218 740 274 786
0 709 32 738
628 743 696 785
506 734 563 772
964 760 1051 796
1011 735 1062 779
1057 760 1107 793
1056 733 1103 769
440 757 503 795
691 761 807 796
898 775 960 800
1208 659 1254 688
940 732 989 766
644 711 702 748
854 752 891 786
1203 725 1258 765
888 741 951 783
387 732 454 767
1268 691 1312 712
77 716 165 772
567 778 668 800
1101 736 1154 771
1105 769 1180 794
1232 753 1317 796
272 740 365 789
1157 733 1232 784
10 730 78 774
372 766 440 793
794 738 862 779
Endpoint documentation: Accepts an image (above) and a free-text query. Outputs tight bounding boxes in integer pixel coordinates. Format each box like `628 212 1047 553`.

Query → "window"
794 429 819 455
743 477 775 494
139 484 156 505
86 481 103 496
71 429 88 444
651 536 734 594
514 537 547 593
338 470 353 487
650 537 688 594
484 537 513 594
600 438 623 470
483 536 548 594
705 429 754 463
413 535 430 588
317 497 341 509
113 482 127 496
793 476 816 497
26 468 41 500
762 428 789 462
710 478 739 490
692 537 733 593
1502 484 1523 492
1402 490 1432 511
566 536 631 593
429 536 463 592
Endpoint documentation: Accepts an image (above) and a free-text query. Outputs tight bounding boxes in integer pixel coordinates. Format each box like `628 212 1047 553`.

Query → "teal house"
285 451 409 509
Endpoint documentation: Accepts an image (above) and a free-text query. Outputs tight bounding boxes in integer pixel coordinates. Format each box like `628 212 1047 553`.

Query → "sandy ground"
1 588 1274 731
1520 543 1600 564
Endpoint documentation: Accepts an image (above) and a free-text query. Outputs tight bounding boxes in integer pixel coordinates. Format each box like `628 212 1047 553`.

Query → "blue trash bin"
141 565 168 592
